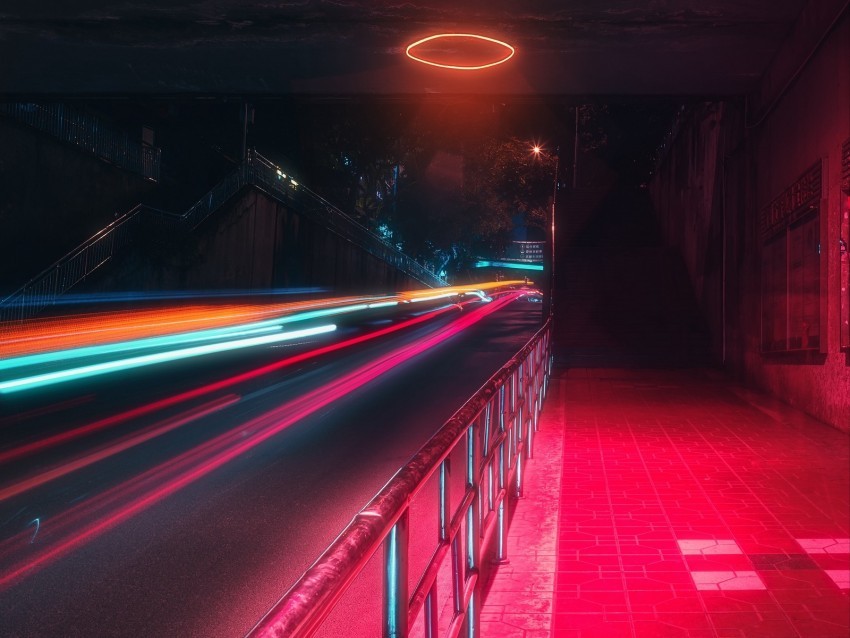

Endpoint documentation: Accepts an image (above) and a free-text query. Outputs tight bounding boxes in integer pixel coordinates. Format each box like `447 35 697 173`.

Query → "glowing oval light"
405 33 515 71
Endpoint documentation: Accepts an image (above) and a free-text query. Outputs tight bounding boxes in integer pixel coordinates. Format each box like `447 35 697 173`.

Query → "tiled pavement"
482 368 850 638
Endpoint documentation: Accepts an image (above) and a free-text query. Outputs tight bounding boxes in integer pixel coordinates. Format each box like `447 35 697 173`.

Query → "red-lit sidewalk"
482 368 850 638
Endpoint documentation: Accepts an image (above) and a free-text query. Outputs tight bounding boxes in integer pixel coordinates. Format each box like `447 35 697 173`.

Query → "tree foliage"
462 136 557 235
296 105 562 276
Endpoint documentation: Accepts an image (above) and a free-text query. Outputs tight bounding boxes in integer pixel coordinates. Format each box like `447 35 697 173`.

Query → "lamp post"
532 145 559 320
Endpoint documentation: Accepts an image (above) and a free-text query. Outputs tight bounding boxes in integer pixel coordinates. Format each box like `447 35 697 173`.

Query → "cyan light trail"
0 325 336 394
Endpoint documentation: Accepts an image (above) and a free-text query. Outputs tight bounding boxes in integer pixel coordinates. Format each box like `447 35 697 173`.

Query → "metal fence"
0 102 161 182
247 152 447 289
247 317 551 638
0 209 147 324
0 151 446 325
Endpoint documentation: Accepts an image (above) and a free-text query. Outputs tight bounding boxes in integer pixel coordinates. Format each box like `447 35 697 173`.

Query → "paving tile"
747 552 819 570
796 538 850 554
709 611 799 637
641 611 715 631
551 613 633 636
823 569 850 589
683 554 755 571
676 539 742 555
698 590 782 614
787 616 850 638
623 579 689 597
484 370 850 638
555 589 629 613
690 570 766 591
759 568 844 590
633 620 715 637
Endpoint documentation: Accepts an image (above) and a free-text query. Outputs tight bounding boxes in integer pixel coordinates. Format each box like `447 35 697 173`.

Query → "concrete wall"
649 10 850 431
0 118 154 294
91 188 424 294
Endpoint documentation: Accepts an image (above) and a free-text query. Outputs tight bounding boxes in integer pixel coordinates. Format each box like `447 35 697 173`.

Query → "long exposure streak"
0 324 337 394
0 292 521 588
0 395 239 502
0 296 377 358
0 304 461 464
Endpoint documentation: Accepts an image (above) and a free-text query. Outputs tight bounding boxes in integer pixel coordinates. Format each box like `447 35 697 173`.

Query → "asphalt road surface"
0 296 542 637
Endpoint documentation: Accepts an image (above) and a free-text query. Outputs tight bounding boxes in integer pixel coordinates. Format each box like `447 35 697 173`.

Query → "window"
841 139 850 351
787 213 820 350
760 162 822 353
761 233 787 352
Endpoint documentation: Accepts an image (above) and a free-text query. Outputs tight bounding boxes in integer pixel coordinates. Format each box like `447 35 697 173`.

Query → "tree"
462 136 557 237
293 103 562 277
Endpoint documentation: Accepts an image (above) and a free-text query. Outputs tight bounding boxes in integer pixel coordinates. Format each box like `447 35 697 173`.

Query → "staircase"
0 102 160 181
0 151 447 324
554 186 711 367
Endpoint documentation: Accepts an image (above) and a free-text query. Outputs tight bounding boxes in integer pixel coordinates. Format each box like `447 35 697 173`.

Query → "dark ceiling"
0 1 830 97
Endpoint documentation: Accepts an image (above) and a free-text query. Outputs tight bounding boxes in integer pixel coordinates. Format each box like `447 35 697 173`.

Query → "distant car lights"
405 33 515 70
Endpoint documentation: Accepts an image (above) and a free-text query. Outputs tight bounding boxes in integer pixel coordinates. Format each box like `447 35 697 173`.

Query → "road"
0 294 541 637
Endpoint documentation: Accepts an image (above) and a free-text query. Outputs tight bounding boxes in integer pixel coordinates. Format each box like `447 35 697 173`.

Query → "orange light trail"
0 284 524 359
0 292 522 588
0 298 364 358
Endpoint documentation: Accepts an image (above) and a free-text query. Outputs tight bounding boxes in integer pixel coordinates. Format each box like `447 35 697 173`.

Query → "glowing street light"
530 143 559 319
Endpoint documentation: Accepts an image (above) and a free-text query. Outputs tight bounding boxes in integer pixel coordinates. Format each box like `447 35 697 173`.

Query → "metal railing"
0 102 161 182
0 209 148 325
247 317 551 638
247 152 447 289
0 151 446 324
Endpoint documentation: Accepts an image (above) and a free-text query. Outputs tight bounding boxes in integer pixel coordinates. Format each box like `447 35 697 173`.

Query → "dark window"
841 139 850 351
761 232 787 352
761 211 820 352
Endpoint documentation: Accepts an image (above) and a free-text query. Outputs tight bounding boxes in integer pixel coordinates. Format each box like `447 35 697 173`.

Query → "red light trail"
0 292 522 588
0 395 239 502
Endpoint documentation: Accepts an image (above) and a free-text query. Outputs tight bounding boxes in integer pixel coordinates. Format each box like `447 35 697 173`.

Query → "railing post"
525 363 535 461
384 510 409 638
495 384 509 562
465 423 481 638
425 459 450 638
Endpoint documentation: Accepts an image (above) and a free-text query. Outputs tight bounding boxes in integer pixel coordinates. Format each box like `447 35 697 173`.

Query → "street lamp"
531 144 559 320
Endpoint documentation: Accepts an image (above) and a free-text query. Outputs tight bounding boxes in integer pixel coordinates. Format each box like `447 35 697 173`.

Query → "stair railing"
0 102 161 182
0 151 446 325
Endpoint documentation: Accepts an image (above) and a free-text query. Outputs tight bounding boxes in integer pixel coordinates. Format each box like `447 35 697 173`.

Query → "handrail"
0 102 161 182
0 150 446 324
247 316 552 638
247 151 447 288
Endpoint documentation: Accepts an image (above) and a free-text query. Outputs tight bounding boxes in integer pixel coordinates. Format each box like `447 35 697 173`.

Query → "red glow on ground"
482 371 850 637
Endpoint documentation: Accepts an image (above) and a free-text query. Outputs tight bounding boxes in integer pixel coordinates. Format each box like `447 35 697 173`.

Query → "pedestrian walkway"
482 368 850 637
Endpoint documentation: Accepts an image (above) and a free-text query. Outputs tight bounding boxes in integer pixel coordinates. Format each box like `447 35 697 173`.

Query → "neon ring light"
405 33 516 70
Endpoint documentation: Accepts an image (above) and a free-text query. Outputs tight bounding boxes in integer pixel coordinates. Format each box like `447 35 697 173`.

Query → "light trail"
0 283 525 393
0 303 465 464
0 296 378 358
0 395 240 502
0 323 284 372
473 260 544 271
0 394 95 427
0 301 378 373
0 325 337 394
0 283 523 360
0 292 521 588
